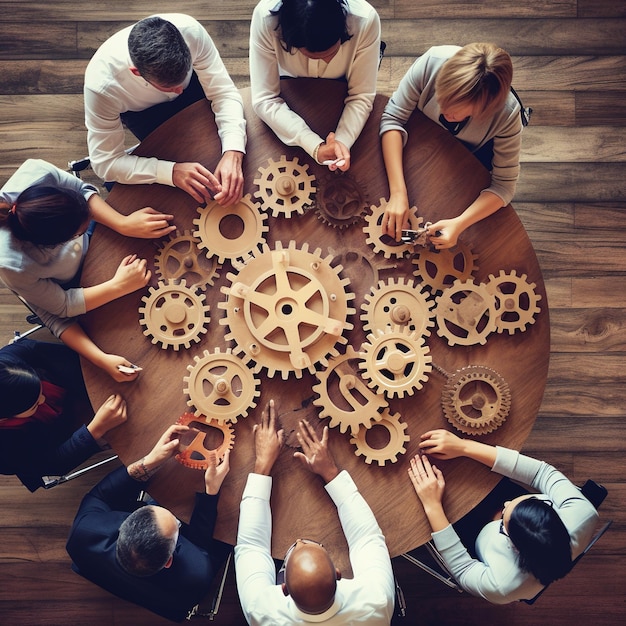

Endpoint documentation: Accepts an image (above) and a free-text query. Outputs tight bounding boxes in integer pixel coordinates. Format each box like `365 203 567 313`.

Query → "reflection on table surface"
80 79 549 574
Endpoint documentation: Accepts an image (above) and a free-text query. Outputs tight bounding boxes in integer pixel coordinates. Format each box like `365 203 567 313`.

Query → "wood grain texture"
0 2 624 624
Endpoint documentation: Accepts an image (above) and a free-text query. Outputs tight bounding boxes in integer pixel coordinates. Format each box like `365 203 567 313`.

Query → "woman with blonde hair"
380 43 525 247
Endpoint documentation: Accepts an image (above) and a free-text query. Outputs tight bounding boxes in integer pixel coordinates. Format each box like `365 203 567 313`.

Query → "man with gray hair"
84 14 246 207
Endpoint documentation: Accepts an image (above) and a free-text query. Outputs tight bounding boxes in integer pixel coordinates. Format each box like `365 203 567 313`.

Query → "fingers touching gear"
175 412 235 470
363 199 423 259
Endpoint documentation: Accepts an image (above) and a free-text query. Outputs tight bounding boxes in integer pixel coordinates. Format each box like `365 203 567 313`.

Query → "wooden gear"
412 242 478 293
175 412 235 470
349 409 410 466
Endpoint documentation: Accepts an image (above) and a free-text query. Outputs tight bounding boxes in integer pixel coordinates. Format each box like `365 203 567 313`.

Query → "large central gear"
154 229 221 290
349 409 410 466
312 346 387 435
359 325 432 398
175 412 235 470
315 172 368 228
434 279 498 346
442 365 511 435
361 277 436 337
253 155 316 217
412 242 478 293
183 348 260 424
193 194 268 263
363 199 424 258
139 279 210 350
485 269 542 334
219 240 355 379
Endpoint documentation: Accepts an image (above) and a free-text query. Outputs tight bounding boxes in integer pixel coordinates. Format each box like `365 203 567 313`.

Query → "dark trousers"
120 72 205 141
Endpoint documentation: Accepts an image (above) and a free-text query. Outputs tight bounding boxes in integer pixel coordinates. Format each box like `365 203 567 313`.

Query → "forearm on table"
82 280 128 311
87 193 127 234
381 130 408 196
454 190 504 232
59 323 108 370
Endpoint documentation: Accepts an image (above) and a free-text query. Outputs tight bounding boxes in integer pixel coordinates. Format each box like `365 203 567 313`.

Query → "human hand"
99 353 141 383
204 449 230 495
172 162 221 204
143 424 190 470
427 218 463 249
87 393 127 440
408 453 445 507
317 132 350 171
253 399 284 476
120 207 176 239
111 254 151 296
381 191 410 241
213 151 244 207
293 421 339 484
419 429 466 460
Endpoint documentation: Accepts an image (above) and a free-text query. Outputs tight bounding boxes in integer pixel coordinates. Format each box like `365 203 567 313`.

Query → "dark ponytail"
6 185 89 246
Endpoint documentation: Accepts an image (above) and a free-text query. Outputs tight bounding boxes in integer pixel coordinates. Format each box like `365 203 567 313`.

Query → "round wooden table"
80 79 549 575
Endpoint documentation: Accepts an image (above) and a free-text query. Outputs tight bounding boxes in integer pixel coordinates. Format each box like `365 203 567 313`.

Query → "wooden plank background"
0 1 624 624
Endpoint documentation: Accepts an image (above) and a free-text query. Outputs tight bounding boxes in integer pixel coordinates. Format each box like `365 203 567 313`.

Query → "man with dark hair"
85 13 246 206
235 401 395 624
66 424 231 622
249 0 380 172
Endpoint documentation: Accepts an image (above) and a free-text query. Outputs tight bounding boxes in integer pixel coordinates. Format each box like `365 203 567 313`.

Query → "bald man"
235 401 395 624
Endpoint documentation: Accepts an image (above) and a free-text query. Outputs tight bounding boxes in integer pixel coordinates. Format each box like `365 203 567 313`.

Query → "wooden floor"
1 1 625 624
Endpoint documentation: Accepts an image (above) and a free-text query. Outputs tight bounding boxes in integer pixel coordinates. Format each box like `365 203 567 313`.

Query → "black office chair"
186 551 233 621
401 478 612 603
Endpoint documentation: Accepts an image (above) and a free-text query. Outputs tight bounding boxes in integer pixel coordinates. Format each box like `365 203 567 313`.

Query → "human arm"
381 129 411 239
126 424 189 482
419 429 497 467
86 393 128 441
212 150 244 206
59 322 141 383
325 470 395 618
87 193 175 239
252 399 284 476
82 253 150 311
293 420 339 484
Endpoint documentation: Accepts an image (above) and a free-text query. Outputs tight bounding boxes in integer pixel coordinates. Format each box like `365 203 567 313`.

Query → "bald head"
284 543 338 614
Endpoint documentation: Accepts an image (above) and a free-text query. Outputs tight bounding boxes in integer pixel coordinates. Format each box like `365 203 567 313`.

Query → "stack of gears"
138 156 541 469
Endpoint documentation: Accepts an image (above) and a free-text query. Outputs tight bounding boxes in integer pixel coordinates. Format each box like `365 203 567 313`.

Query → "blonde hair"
435 43 513 117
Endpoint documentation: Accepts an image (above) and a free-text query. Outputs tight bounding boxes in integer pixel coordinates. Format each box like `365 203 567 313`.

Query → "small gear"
442 365 511 435
359 325 432 398
434 279 498 346
412 242 478 293
138 279 210 350
253 155 316 217
363 199 423 258
193 194 268 263
175 412 235 470
315 172 368 228
312 346 387 435
219 241 355 379
183 348 260 424
361 277 435 337
350 409 410 466
485 269 542 334
154 229 221 289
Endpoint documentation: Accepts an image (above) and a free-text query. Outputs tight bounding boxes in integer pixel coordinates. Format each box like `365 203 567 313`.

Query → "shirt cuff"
324 469 355 505
242 472 273 501
156 160 176 187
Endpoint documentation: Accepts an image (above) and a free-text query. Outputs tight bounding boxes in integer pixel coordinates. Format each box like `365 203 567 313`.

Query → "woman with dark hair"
0 159 160 381
380 43 524 246
250 0 381 171
0 338 127 491
407 429 600 604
